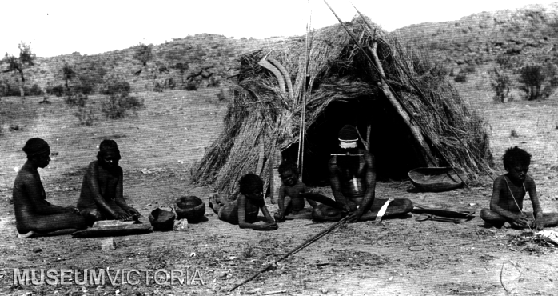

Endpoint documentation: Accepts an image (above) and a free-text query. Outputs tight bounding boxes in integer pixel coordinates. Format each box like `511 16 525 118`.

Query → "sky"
1 0 557 58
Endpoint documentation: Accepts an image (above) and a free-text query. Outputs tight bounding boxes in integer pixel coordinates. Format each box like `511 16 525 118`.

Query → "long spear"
229 216 350 292
297 0 313 179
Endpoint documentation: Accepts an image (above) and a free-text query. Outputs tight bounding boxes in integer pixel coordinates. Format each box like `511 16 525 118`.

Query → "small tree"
61 63 76 92
519 65 545 100
2 43 36 97
74 58 107 94
133 43 153 68
173 62 189 84
490 68 511 102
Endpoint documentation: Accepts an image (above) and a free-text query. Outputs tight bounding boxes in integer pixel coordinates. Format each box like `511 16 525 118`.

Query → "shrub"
0 80 22 97
454 72 467 83
519 65 545 100
495 55 516 70
101 93 144 119
64 93 96 125
28 84 43 96
100 80 130 95
75 105 97 126
208 76 221 87
153 82 164 93
65 92 88 107
74 78 95 95
51 85 65 97
185 81 198 90
463 64 476 74
490 68 511 102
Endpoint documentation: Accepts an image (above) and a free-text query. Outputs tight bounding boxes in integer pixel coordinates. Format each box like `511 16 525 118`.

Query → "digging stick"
229 217 350 292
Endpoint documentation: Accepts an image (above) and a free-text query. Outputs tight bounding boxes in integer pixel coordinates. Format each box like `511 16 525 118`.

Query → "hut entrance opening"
283 95 426 185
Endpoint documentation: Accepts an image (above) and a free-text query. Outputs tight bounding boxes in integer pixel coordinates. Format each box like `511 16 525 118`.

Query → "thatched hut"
192 16 493 196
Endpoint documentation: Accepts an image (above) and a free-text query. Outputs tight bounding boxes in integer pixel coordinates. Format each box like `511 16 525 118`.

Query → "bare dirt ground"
1 85 557 295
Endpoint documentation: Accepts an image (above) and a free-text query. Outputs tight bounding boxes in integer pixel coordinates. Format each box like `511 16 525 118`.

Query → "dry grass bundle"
192 15 494 194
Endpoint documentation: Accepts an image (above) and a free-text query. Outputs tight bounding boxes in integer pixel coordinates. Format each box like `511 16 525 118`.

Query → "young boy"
273 161 317 222
78 139 140 221
210 174 277 231
480 146 558 230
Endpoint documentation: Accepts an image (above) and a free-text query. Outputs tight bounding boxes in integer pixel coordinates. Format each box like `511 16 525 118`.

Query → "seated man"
481 146 558 230
78 139 140 221
274 161 317 222
313 125 413 222
13 138 92 238
210 174 277 231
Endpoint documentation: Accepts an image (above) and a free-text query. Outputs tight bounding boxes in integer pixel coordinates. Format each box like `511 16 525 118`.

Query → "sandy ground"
0 87 557 295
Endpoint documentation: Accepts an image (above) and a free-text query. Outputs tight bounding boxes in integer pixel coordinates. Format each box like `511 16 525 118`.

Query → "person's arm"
352 152 377 221
490 176 523 221
113 168 139 217
23 174 69 215
85 163 121 219
302 182 317 208
526 177 544 230
276 186 287 220
237 194 256 229
329 156 349 210
237 195 276 230
261 205 276 224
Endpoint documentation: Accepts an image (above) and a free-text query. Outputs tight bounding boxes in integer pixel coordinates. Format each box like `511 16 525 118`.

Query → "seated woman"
13 138 92 238
78 139 140 221
209 174 277 231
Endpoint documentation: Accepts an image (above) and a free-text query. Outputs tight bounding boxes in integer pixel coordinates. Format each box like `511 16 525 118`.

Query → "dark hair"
503 146 531 170
278 161 298 175
22 138 50 157
338 125 359 140
97 139 121 161
239 173 263 194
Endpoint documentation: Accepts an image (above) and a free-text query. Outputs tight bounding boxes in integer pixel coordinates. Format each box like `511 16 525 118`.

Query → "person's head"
239 174 265 206
503 146 531 182
239 173 264 195
338 125 359 150
97 139 121 169
22 138 51 168
278 161 299 186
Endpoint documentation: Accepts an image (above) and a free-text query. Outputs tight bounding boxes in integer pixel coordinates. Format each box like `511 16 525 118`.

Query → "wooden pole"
323 0 437 166
297 0 312 178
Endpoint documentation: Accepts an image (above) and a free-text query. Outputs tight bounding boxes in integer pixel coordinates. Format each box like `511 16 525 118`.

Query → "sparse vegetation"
61 63 76 92
1 43 36 97
495 55 517 70
463 64 477 74
100 79 131 95
185 81 199 91
28 83 44 96
0 79 22 97
101 92 144 119
454 72 468 83
133 43 153 68
490 68 511 102
65 93 96 125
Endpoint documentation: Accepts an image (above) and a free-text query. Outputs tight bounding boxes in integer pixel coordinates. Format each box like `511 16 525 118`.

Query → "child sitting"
273 161 317 222
210 174 277 231
480 146 558 230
